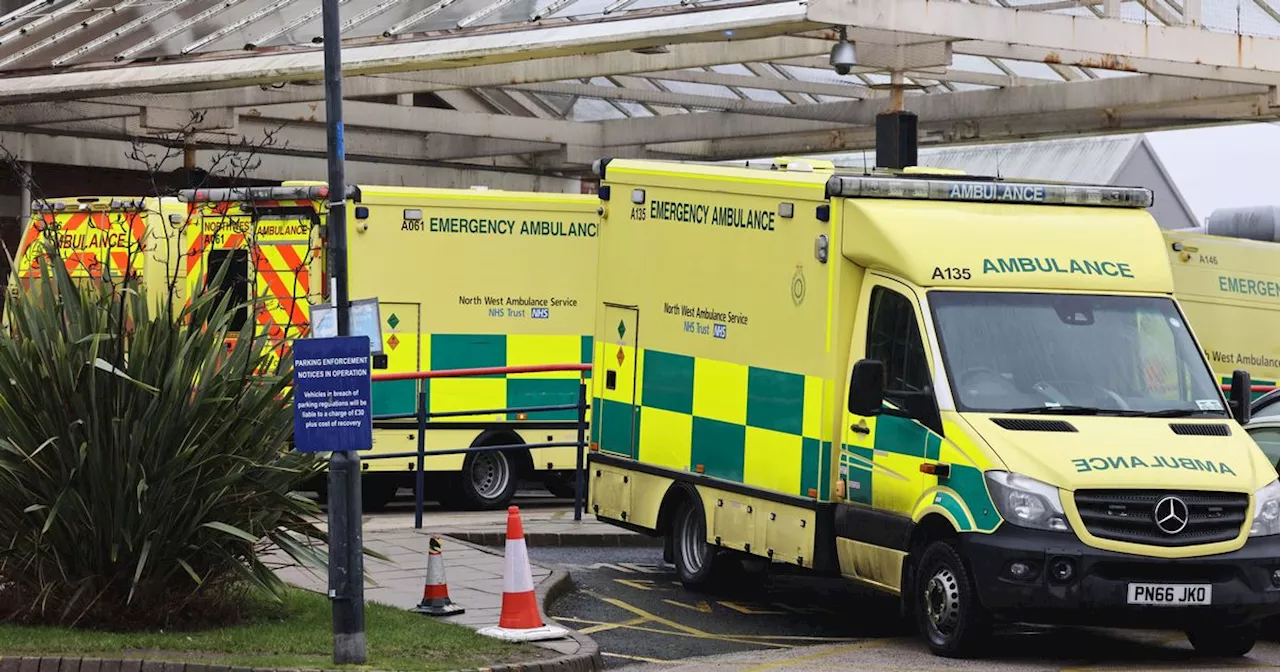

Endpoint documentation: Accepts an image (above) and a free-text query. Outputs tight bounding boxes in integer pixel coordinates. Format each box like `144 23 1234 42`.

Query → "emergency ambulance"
585 157 1280 658
11 195 187 307
179 182 600 510
1163 229 1280 399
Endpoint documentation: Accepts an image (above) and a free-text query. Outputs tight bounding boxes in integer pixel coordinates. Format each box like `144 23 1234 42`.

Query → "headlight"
1250 480 1280 537
984 471 1070 532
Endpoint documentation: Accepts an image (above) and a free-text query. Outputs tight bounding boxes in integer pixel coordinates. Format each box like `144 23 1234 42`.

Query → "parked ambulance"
1163 207 1280 400
585 157 1279 658
179 182 600 511
11 195 186 307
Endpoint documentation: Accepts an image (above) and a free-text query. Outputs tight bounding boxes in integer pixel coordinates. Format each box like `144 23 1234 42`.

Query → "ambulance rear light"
825 175 1154 209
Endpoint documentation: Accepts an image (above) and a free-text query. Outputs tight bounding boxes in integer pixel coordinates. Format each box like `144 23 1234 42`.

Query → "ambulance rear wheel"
672 498 721 589
457 450 517 510
914 540 991 658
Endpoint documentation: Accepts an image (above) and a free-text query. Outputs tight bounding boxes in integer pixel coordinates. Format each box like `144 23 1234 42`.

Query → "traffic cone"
477 506 569 642
411 535 464 616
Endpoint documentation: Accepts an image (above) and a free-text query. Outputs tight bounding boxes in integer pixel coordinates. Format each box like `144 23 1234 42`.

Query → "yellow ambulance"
585 157 1280 658
1163 228 1279 400
179 182 600 510
11 195 187 307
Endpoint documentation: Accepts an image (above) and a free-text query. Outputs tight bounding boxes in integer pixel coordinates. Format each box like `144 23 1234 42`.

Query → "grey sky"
1145 123 1280 224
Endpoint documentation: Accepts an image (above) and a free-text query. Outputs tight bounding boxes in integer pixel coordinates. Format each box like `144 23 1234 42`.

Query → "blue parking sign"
292 336 373 453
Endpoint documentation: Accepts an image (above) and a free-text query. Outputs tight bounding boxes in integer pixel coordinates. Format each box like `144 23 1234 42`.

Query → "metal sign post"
319 0 366 660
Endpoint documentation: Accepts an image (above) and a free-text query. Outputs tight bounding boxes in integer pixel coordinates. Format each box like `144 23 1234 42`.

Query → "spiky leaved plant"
0 241 327 628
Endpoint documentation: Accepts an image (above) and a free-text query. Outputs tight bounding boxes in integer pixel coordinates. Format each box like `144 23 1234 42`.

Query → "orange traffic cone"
477 506 569 642
412 535 464 616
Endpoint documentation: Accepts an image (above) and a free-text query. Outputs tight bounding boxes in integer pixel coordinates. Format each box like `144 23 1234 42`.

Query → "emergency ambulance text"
646 200 776 231
402 216 597 237
1217 275 1280 301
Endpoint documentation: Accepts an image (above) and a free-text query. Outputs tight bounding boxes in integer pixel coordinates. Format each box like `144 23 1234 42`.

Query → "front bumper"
961 526 1280 628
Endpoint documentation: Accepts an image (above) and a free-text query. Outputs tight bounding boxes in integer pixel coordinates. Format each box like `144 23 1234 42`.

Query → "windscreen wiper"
1139 408 1220 418
1004 405 1105 415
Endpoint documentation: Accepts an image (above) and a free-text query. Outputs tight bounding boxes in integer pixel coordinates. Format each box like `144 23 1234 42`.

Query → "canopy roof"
0 0 1277 178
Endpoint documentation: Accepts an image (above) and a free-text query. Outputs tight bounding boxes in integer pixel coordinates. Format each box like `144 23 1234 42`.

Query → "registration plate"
1126 583 1212 606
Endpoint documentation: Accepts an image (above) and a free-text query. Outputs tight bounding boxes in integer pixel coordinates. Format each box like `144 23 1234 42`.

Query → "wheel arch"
902 512 961 618
657 482 702 564
469 427 534 477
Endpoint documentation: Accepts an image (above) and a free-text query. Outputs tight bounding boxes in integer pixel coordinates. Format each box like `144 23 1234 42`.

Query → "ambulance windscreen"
929 291 1224 417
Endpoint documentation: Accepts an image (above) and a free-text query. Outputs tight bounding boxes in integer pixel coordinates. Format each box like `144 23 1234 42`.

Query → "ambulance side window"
866 286 931 400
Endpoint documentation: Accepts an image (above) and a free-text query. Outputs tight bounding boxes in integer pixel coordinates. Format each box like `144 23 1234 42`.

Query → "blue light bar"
826 175 1154 209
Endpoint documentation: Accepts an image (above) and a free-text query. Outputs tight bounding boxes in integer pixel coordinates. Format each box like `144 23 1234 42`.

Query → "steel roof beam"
640 93 1268 159
0 130 582 188
807 0 1280 86
0 101 139 126
246 100 598 145
603 74 1271 146
128 35 831 110
639 68 868 98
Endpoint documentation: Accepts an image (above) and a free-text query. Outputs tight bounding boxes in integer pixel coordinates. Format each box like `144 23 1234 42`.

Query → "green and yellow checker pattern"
372 333 594 422
593 346 833 501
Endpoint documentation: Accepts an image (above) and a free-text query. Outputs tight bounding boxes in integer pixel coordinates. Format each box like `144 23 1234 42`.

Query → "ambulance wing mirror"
848 359 885 416
1229 369 1252 425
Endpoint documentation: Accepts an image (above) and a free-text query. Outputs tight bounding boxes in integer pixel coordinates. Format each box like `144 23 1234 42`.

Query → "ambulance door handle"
850 422 869 436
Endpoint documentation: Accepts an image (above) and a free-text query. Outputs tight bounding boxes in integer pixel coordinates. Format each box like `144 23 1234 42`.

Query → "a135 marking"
932 266 972 281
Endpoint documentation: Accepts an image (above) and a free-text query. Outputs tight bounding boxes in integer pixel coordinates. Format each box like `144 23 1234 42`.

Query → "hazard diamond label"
616 347 625 366
617 320 627 339
387 334 400 350
387 313 400 329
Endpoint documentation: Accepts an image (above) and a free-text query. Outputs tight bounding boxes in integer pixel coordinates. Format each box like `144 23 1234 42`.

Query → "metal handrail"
369 362 593 529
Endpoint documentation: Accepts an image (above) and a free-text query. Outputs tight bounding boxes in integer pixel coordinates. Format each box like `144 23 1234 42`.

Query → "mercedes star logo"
1154 495 1190 535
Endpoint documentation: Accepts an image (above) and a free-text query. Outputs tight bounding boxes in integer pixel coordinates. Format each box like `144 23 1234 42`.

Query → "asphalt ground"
532 546 1280 670
529 546 908 668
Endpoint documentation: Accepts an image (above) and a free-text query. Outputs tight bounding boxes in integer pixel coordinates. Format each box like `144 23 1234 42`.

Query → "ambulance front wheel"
914 539 992 658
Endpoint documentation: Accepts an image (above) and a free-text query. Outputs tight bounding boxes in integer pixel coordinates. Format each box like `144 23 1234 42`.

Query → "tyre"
913 539 992 658
456 450 519 510
1187 622 1259 657
670 497 724 589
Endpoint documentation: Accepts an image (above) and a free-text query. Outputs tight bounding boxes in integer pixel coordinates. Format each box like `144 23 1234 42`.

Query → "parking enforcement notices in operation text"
292 336 373 453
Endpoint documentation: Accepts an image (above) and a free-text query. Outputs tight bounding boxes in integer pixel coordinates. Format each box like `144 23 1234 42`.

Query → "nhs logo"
532 307 550 319
712 323 727 339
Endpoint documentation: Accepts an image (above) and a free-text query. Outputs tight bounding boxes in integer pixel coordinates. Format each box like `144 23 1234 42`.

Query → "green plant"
0 240 327 629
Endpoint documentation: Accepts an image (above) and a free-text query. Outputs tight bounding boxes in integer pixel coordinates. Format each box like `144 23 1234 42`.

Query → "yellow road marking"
742 640 889 672
582 596 797 648
601 652 683 665
578 616 648 635
663 598 713 613
614 578 657 590
719 600 786 615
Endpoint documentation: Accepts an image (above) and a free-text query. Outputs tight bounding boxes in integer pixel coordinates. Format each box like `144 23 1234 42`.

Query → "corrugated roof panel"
913 136 1142 182
818 135 1143 183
